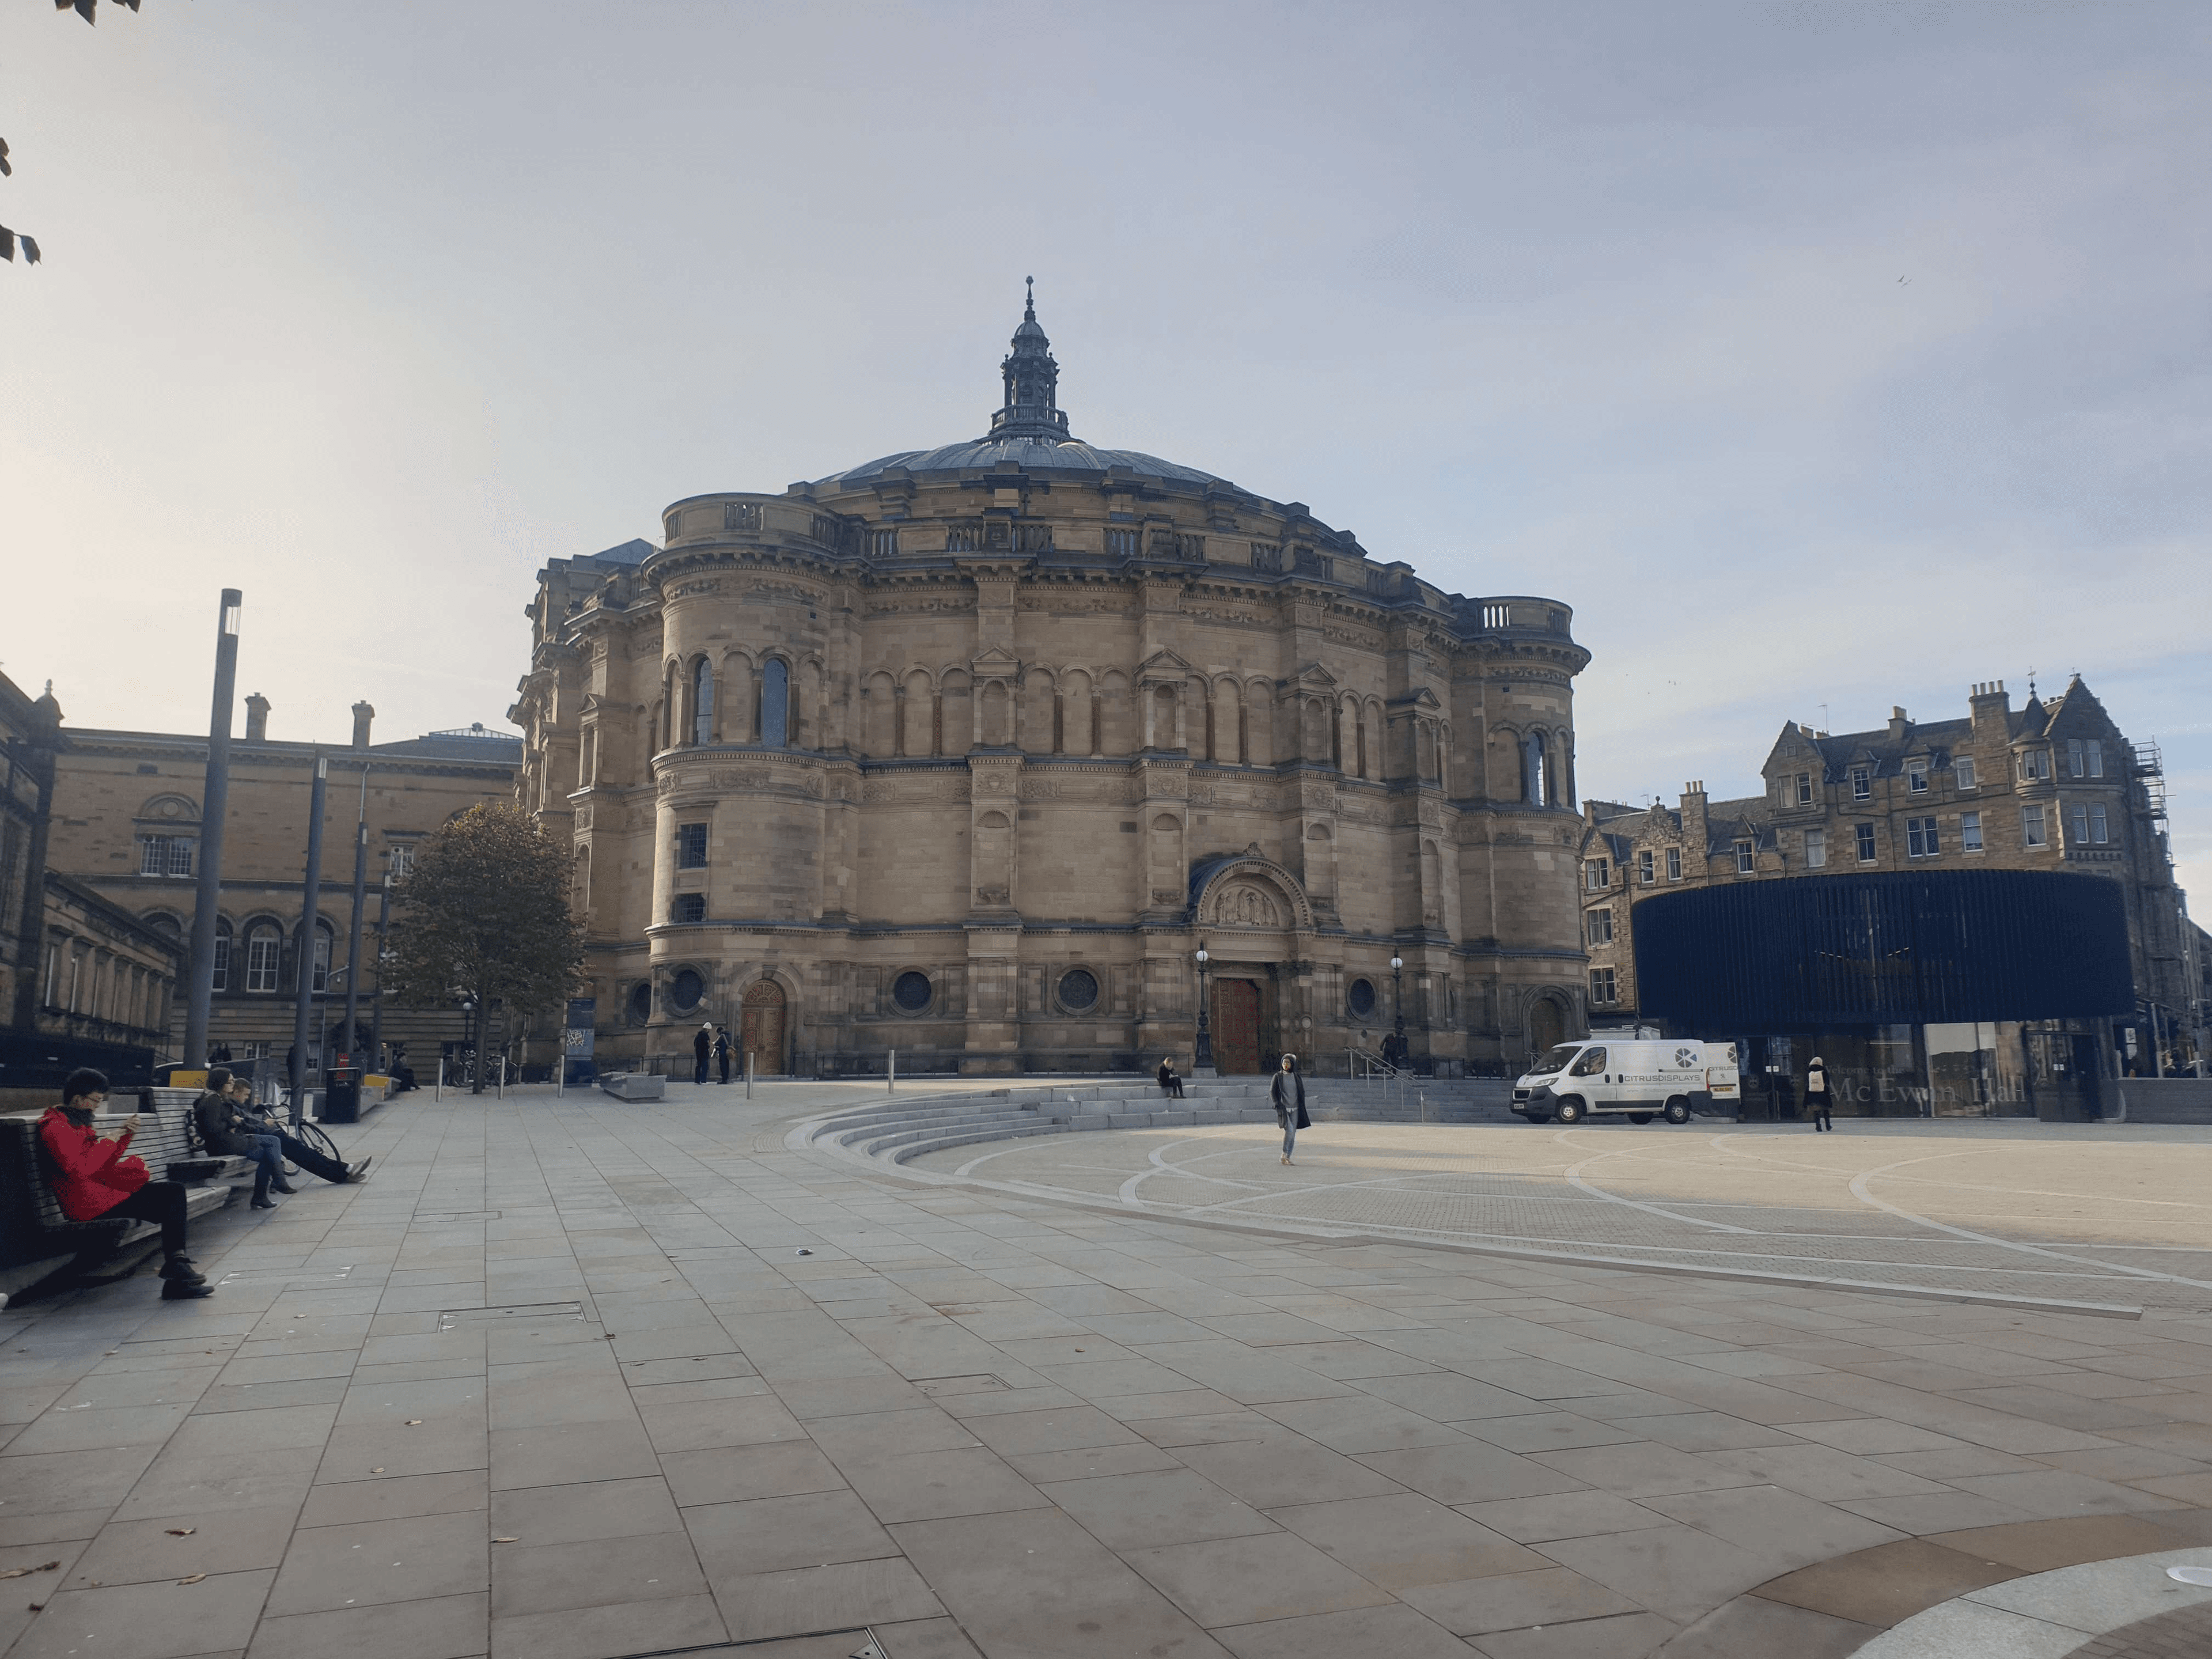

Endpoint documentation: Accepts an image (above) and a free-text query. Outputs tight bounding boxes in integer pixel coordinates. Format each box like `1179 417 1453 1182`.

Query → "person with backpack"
693 1022 713 1085
1805 1055 1834 1132
1271 1053 1310 1164
40 1068 211 1300
714 1026 733 1086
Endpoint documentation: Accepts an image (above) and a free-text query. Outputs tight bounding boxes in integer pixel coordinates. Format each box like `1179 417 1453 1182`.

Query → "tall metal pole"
183 590 243 1067
368 875 391 1068
287 751 328 1127
340 766 369 1065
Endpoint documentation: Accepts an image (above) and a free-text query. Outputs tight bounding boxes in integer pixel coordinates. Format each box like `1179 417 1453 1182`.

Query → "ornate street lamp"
1193 943 1213 1075
460 996 478 1092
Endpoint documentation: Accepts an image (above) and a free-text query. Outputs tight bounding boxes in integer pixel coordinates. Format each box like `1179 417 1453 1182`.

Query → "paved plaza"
896 1115 2212 1315
3 1084 2212 1659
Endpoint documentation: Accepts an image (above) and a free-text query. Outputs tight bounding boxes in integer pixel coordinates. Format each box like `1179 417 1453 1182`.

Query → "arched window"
311 922 334 993
691 658 714 746
1524 733 1548 806
760 659 789 748
212 917 232 993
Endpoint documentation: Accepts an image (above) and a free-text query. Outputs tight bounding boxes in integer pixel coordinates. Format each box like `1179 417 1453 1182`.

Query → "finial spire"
990 279 1070 440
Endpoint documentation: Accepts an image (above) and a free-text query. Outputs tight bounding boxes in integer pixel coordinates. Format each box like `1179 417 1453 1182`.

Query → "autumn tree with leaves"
384 804 586 1093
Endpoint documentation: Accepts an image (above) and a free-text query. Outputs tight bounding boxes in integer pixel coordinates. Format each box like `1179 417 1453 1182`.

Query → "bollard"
498 1056 506 1100
888 1048 896 1094
556 1059 563 1099
746 1051 754 1100
436 1057 444 1102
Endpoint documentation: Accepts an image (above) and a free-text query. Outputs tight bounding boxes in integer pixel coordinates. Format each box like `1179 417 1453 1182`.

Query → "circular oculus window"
1058 968 1100 1012
626 982 652 1024
670 968 705 1011
1347 978 1378 1018
892 971 933 1013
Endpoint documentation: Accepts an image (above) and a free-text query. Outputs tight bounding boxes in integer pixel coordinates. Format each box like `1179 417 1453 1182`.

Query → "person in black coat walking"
1805 1055 1834 1132
714 1027 733 1085
692 1022 713 1085
1270 1054 1310 1164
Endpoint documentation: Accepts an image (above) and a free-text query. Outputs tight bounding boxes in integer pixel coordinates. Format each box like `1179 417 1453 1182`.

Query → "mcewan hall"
510 292 1592 1078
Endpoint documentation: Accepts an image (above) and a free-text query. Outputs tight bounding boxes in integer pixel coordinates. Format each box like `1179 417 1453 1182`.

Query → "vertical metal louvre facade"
1633 869 2134 1034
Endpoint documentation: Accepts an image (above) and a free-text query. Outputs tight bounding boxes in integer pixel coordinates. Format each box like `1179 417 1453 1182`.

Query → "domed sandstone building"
512 290 1591 1077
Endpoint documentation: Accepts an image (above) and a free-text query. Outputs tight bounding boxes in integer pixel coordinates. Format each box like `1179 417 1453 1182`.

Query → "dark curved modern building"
1583 679 2194 1118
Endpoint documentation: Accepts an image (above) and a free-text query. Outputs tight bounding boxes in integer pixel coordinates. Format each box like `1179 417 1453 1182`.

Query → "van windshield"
1526 1044 1582 1077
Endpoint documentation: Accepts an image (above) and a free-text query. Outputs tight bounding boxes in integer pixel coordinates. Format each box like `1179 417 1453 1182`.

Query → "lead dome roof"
813 283 1232 493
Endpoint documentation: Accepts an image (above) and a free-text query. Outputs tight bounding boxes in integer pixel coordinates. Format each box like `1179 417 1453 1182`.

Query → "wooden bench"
0 1092 248 1306
124 1087 259 1189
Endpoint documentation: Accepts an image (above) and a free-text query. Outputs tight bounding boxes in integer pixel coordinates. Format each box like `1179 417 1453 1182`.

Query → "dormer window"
1734 840 1755 875
1850 766 1871 801
1906 760 1928 794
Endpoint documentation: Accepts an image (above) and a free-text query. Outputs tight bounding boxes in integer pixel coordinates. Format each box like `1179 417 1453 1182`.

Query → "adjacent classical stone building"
40 697 520 1070
1580 677 2195 1103
512 292 1593 1077
3 671 184 1107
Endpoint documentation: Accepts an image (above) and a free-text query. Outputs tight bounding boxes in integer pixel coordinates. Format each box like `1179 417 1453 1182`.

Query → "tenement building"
511 291 1592 1077
39 696 519 1074
1580 678 2193 1110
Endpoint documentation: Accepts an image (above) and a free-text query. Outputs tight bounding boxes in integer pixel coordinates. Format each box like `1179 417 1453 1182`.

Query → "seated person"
200 1074 369 1207
40 1068 212 1300
1156 1056 1185 1099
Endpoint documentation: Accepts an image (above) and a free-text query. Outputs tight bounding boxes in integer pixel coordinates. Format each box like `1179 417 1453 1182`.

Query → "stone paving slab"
0 1080 2208 1659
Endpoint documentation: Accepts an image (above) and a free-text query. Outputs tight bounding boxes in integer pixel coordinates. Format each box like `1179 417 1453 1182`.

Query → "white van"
1512 1039 1740 1125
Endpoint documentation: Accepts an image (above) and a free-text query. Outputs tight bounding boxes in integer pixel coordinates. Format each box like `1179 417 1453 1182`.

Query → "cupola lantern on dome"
990 276 1071 440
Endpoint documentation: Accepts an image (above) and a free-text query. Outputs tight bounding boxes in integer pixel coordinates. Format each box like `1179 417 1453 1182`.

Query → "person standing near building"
1806 1055 1834 1132
693 1021 713 1086
714 1026 732 1086
1271 1054 1309 1164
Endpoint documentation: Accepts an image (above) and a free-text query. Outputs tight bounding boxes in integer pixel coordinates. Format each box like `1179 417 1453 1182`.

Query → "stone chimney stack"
351 700 376 751
1969 680 2012 729
244 693 271 743
1888 706 1910 741
1680 781 1708 865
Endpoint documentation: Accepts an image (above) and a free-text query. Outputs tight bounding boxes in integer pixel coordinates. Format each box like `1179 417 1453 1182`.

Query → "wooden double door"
1211 978 1263 1074
740 981 786 1075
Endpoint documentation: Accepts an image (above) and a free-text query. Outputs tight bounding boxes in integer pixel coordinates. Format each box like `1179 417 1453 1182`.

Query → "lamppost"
1390 953 1404 1066
1192 943 1213 1076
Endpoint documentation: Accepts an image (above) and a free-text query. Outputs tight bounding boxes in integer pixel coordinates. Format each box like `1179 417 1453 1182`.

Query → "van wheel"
1664 1097 1692 1125
1554 1097 1584 1124
1628 1112 1653 1124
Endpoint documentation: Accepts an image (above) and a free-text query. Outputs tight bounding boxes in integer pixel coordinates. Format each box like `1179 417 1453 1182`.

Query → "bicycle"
265 1092 343 1176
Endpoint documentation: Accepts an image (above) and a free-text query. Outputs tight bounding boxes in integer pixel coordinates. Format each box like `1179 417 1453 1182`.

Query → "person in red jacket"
38 1068 212 1300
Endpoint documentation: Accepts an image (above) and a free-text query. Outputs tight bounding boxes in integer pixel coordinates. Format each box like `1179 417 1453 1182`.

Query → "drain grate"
915 1373 1009 1396
437 1301 585 1328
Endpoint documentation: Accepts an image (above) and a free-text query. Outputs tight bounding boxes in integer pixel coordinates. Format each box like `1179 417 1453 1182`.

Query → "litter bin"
323 1066 362 1124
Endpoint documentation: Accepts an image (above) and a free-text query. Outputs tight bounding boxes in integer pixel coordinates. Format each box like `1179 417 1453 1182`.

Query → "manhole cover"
438 1301 585 1328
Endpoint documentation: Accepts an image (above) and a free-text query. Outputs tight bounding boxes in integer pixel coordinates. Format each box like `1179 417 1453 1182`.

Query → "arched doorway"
1212 979 1263 1074
1529 995 1565 1059
741 980 787 1075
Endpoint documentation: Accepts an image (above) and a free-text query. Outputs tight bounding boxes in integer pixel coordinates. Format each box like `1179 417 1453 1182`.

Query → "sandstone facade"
41 700 519 1069
514 294 1593 1077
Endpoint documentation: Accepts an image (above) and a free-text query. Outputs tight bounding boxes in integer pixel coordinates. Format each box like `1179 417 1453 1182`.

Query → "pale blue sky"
5 3 2207 905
